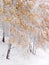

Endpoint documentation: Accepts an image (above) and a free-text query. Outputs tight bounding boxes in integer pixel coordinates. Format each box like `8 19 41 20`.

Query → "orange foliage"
0 0 49 50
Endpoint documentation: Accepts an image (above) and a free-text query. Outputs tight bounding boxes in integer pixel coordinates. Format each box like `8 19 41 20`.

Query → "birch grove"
0 0 49 59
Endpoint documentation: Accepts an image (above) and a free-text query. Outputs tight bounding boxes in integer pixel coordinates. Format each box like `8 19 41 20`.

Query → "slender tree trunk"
32 43 36 55
32 36 36 55
2 23 5 43
29 42 36 55
2 32 5 42
29 36 36 55
6 44 11 59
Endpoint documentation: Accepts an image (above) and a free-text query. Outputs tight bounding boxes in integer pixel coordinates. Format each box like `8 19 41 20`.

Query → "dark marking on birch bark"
6 44 11 59
2 32 5 42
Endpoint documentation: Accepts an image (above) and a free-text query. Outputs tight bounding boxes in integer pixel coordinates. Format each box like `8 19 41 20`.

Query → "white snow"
0 42 49 65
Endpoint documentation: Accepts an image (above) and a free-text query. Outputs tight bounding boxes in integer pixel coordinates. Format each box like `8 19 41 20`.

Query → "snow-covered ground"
0 28 49 65
0 29 49 65
0 42 49 65
0 36 49 65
